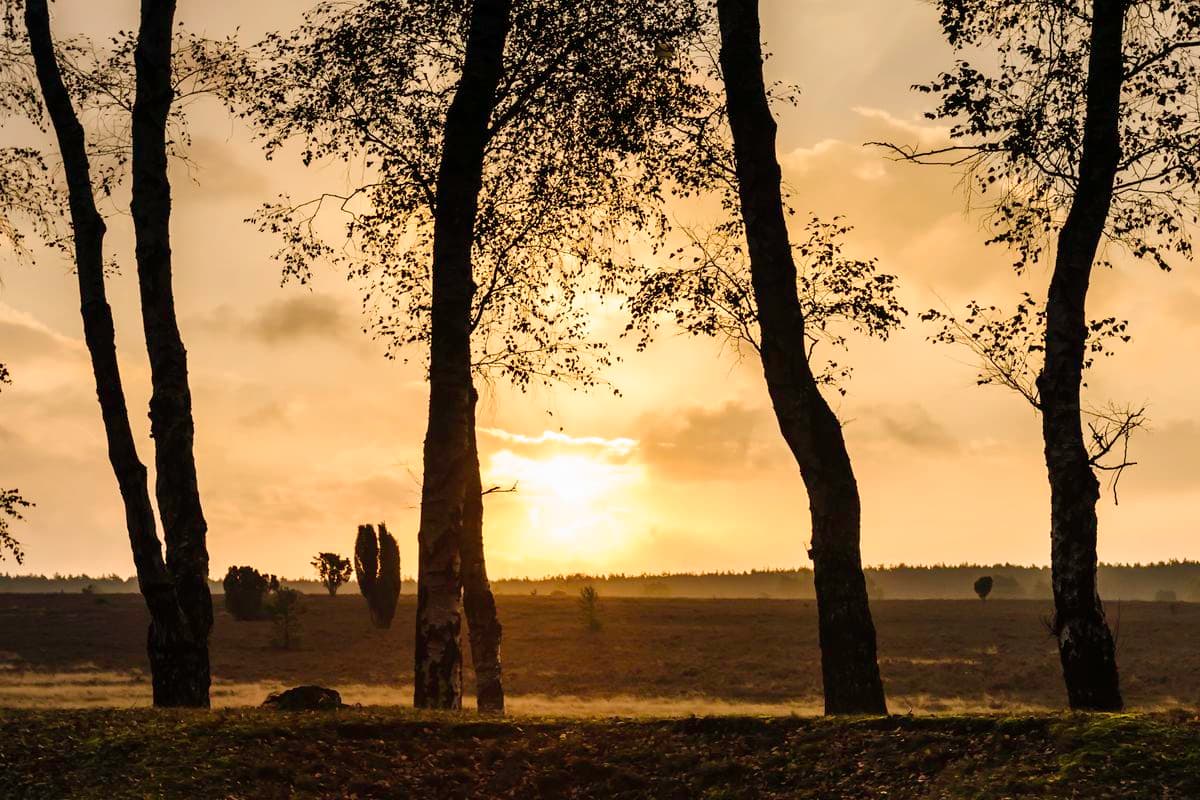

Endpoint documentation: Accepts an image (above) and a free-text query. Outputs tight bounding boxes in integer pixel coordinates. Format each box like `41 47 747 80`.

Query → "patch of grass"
0 709 1197 799
5 595 1200 711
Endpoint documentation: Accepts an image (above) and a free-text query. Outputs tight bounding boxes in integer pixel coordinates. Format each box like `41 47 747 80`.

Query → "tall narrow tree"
16 0 212 706
889 0 1200 710
238 0 706 712
714 0 887 714
129 0 213 707
413 0 513 711
1037 0 1126 711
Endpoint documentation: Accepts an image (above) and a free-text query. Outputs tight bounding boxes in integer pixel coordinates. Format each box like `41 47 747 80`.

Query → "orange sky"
2 0 1199 580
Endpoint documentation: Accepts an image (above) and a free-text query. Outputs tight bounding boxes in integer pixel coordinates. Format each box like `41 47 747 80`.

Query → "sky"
2 0 1200 581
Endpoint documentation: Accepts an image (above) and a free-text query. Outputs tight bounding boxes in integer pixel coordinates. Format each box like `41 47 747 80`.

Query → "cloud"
636 402 790 480
854 402 960 453
187 293 366 348
174 132 271 199
248 294 359 344
0 305 82 362
851 106 951 148
478 427 637 457
235 401 291 430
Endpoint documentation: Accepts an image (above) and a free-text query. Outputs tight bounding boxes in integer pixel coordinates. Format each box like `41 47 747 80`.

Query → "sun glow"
485 447 644 558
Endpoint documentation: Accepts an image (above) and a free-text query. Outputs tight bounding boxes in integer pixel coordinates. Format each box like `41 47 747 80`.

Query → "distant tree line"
8 562 1200 602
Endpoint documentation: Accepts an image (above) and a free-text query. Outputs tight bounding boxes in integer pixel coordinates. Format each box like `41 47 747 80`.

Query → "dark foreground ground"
2 595 1199 710
1 709 1198 799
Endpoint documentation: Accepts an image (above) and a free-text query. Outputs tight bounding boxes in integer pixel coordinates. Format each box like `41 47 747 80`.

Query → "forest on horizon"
6 560 1200 601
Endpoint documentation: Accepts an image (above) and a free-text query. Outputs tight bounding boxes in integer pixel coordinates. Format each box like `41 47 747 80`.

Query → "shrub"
267 587 305 649
355 523 400 629
974 576 994 601
578 585 601 632
223 566 278 621
311 552 353 596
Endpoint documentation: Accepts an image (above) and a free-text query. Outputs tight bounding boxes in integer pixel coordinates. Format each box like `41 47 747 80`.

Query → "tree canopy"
238 0 711 389
885 0 1200 272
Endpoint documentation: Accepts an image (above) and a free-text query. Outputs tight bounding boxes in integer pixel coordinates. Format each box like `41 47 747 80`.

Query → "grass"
1 708 1198 798
3 594 1199 711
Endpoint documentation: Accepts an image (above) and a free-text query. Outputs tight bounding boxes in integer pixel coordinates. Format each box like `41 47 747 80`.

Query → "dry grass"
0 594 1197 712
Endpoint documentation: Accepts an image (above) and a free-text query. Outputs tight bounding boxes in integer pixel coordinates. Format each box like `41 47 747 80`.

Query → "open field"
1 594 1198 712
1 709 1199 798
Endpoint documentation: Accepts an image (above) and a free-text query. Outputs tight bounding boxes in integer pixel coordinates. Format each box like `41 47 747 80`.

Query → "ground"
3 596 1198 798
1 594 1197 712
1 708 1198 798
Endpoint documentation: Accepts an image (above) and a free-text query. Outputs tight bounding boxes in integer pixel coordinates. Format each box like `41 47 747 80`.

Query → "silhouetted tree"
921 296 1144 501
578 585 601 632
223 566 276 621
711 0 888 715
974 576 994 601
0 488 30 564
237 0 707 712
355 523 400 630
311 552 352 596
630 217 904 394
0 366 31 564
267 586 305 649
3 0 216 707
887 0 1200 711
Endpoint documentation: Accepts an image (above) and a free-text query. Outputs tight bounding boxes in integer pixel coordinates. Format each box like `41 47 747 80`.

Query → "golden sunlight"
485 448 644 557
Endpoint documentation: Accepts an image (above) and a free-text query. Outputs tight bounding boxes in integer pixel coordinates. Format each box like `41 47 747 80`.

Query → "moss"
1 709 1198 798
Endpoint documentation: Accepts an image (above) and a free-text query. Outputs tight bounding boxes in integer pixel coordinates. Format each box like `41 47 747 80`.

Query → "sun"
485 449 643 554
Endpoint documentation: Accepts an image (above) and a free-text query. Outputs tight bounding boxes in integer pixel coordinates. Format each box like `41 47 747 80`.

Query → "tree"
578 585 601 632
267 587 305 650
0 366 32 564
5 0 215 707
238 0 707 712
711 0 888 715
0 487 31 564
630 217 904 394
311 552 353 596
974 575 994 601
887 0 1200 710
354 523 400 630
920 296 1143 502
223 566 276 621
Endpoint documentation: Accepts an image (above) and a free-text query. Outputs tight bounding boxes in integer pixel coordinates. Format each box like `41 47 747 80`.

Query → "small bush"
267 587 305 649
223 566 278 621
974 576 994 601
578 585 601 632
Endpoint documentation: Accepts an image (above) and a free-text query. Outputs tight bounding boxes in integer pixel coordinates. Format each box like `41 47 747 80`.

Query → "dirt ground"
0 594 1196 711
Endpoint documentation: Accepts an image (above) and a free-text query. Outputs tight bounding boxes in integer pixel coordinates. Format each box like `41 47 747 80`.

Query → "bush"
223 566 278 621
267 587 305 649
974 576 994 601
578 585 601 632
312 552 353 596
355 523 400 629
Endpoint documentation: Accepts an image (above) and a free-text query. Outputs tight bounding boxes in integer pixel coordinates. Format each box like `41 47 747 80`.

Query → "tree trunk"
716 0 886 716
462 391 504 713
1036 0 1126 712
413 0 512 711
128 0 212 708
23 0 202 707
